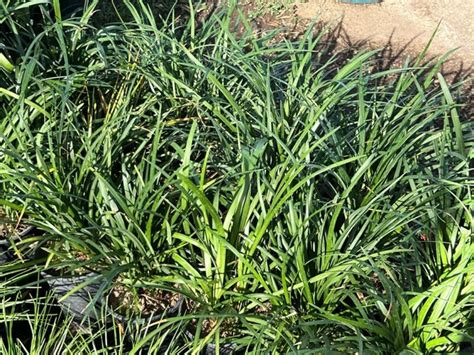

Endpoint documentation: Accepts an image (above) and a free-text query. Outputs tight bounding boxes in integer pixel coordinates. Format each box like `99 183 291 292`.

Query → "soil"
185 299 273 338
108 284 181 317
0 211 24 239
0 211 35 261
194 316 239 337
184 299 239 337
296 0 474 69
255 301 272 314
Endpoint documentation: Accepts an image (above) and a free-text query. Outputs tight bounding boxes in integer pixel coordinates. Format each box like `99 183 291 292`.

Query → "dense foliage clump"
0 1 472 353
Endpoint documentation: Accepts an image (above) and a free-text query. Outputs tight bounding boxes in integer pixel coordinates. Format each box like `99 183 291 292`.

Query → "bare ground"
296 0 473 69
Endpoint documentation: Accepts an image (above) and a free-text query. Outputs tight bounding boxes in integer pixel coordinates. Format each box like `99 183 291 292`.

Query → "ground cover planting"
0 0 473 353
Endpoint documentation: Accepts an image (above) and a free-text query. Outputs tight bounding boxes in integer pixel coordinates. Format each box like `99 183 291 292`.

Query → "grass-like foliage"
1 0 473 353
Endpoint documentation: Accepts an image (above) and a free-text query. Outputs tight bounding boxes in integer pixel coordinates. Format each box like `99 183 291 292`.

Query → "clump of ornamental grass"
0 0 472 353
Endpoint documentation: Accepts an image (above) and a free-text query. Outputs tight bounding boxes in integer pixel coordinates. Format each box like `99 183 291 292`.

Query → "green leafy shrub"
1 0 472 353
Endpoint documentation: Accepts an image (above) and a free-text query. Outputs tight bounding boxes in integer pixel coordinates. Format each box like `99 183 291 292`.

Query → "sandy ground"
297 0 474 69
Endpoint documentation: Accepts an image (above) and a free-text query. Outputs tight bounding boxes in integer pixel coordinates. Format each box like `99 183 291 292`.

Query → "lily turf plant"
0 0 473 353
